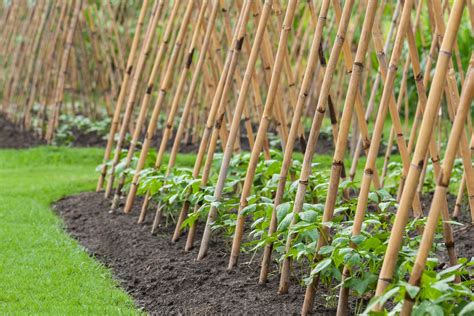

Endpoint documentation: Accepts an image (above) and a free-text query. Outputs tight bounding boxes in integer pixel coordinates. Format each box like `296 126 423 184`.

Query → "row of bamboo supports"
2 0 472 314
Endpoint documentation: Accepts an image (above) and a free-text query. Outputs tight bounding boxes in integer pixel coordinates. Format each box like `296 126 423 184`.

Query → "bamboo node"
445 241 455 249
236 37 244 50
146 84 154 94
333 160 343 167
378 277 392 283
299 179 309 185
316 107 325 114
439 49 452 57
364 168 374 175
354 62 364 69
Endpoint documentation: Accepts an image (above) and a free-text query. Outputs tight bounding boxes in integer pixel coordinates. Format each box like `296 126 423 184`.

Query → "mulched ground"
54 192 342 315
0 114 44 148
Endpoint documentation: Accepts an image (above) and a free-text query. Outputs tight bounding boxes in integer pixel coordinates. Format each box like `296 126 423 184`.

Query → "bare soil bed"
0 114 44 148
54 192 340 315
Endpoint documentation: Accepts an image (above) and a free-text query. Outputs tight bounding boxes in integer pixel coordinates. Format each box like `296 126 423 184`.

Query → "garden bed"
54 191 473 314
0 114 44 148
55 192 341 315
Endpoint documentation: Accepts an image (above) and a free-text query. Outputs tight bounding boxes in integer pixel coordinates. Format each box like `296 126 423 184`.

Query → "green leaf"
460 302 474 316
350 234 365 245
276 202 292 222
299 210 318 222
241 204 257 216
405 283 420 299
312 258 332 274
277 212 294 231
318 245 334 255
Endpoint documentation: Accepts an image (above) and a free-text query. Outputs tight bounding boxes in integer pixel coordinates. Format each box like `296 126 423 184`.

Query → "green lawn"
0 147 142 314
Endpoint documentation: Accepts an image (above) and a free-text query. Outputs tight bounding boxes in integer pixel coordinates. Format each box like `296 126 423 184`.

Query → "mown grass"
0 147 143 314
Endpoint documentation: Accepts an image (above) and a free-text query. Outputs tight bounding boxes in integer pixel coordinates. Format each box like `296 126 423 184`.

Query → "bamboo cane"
113 0 194 213
401 58 473 316
104 0 165 199
44 0 82 143
337 0 447 310
111 0 197 212
96 0 149 192
143 0 252 227
373 0 465 308
257 0 331 283
227 0 300 269
132 0 218 227
279 0 379 295
165 1 253 241
196 0 275 260
301 1 380 313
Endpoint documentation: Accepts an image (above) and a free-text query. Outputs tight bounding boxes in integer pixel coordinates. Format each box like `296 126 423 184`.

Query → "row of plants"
99 150 473 314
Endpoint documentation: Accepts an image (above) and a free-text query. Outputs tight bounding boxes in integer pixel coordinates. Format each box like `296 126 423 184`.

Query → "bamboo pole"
257 0 331 283
278 0 379 295
373 0 465 308
112 0 196 212
142 1 251 227
337 0 445 310
104 0 165 199
174 1 254 246
131 0 217 225
301 1 379 313
195 0 274 260
96 0 150 192
114 0 194 212
44 0 82 143
227 0 300 269
401 58 473 316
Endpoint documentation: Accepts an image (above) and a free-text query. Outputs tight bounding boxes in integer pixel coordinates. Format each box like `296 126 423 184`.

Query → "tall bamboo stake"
112 0 199 212
131 0 217 225
96 0 150 192
196 0 275 260
174 0 254 246
373 0 465 308
44 0 82 143
115 0 193 214
401 58 473 316
301 1 379 313
227 0 300 270
278 0 379 295
104 0 165 199
257 0 331 283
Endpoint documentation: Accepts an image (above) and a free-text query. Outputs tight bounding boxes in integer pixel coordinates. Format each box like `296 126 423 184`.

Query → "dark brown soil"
54 192 340 315
0 114 44 148
420 192 474 262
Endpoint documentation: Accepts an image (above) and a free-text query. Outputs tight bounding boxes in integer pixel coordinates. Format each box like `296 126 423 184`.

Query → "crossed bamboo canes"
44 0 83 143
113 0 207 212
111 0 194 212
196 0 277 260
170 0 254 247
258 0 332 284
96 0 149 191
104 0 166 200
301 1 380 313
227 0 300 269
401 55 473 316
373 0 466 310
